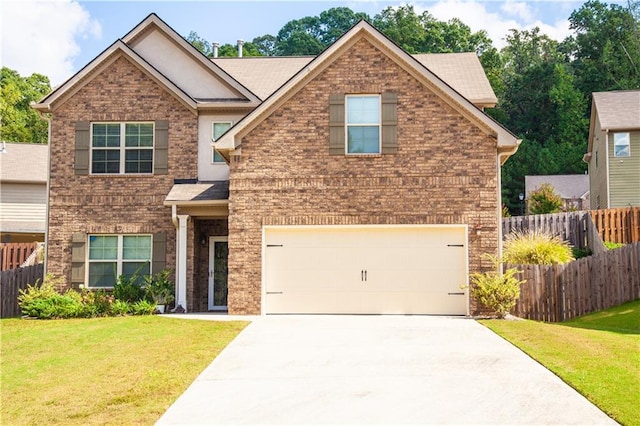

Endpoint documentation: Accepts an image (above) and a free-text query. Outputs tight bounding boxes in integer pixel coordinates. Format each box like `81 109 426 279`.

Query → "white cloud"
0 0 101 85
412 0 572 49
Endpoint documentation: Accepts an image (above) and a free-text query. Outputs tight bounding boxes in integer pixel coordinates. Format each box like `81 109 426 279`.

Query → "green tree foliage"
527 183 564 214
0 67 50 143
186 31 263 57
564 0 640 97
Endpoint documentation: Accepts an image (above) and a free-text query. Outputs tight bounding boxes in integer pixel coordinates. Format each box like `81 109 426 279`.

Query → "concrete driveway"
156 315 615 425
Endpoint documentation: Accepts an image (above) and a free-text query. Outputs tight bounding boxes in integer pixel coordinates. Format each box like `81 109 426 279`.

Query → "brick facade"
47 55 198 298
228 39 499 314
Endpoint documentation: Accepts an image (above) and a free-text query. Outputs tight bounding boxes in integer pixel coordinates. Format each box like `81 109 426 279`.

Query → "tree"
0 67 50 143
185 31 213 57
252 34 278 56
528 183 563 214
565 0 640 97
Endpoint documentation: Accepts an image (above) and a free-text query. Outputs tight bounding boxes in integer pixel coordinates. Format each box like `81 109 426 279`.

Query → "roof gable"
33 40 198 113
214 20 518 155
123 14 260 106
592 90 640 130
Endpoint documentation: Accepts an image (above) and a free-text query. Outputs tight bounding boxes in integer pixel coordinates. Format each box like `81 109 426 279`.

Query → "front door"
208 237 228 311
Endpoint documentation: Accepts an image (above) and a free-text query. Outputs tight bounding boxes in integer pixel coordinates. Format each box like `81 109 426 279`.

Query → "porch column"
175 214 189 312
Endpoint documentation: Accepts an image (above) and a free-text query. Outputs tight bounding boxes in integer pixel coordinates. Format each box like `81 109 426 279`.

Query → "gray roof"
212 52 497 105
592 90 640 130
164 181 229 203
525 175 590 200
0 143 48 183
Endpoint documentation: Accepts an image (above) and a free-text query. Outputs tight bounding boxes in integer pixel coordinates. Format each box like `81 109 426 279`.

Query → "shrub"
465 257 525 318
572 247 593 259
130 300 157 316
144 269 175 306
110 300 131 316
79 288 114 317
502 231 574 265
18 275 84 319
604 241 625 250
113 273 146 303
528 183 563 214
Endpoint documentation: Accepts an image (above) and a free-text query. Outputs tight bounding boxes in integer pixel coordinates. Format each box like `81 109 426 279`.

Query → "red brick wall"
228 39 500 314
47 55 197 292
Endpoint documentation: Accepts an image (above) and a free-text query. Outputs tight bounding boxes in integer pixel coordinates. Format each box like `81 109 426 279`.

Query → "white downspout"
171 205 189 313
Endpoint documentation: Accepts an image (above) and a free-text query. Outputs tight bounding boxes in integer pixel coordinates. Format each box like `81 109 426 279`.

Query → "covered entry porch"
164 181 229 313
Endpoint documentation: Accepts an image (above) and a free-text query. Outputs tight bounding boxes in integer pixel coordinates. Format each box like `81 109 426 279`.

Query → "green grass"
481 300 640 426
1 316 248 425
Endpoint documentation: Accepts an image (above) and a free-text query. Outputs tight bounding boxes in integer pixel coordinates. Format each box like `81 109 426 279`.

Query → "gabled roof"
33 13 260 113
0 143 48 184
32 40 198 114
525 175 590 200
586 90 640 158
592 90 640 130
212 53 497 106
214 20 519 156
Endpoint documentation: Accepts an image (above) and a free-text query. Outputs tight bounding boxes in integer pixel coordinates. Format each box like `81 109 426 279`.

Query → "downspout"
605 129 610 208
36 110 52 275
497 144 520 263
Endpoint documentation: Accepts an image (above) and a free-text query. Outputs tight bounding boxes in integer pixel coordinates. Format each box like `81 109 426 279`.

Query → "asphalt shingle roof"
0 143 48 183
592 90 640 130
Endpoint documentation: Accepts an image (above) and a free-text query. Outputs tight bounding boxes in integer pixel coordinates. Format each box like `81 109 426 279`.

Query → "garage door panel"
264 226 468 315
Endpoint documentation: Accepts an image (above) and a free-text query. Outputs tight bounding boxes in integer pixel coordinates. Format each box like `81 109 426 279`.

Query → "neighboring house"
0 142 48 243
584 90 640 209
525 175 590 211
32 15 520 315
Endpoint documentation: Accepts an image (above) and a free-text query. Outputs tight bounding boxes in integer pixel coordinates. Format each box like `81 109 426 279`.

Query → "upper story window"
613 132 630 157
91 122 154 174
88 234 151 288
346 95 380 154
212 121 232 163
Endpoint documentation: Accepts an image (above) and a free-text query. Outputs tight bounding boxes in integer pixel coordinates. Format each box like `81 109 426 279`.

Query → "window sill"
345 153 383 158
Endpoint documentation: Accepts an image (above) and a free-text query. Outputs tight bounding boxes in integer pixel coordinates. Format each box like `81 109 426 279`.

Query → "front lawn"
481 300 640 426
1 316 248 425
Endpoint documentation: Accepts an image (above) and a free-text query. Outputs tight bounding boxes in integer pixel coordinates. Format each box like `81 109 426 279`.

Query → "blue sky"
0 0 625 86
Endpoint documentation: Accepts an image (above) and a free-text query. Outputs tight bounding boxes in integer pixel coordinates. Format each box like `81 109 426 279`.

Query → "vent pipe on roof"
237 39 244 58
212 42 219 58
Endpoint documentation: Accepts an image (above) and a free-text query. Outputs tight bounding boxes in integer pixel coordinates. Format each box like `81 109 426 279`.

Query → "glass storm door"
208 237 228 311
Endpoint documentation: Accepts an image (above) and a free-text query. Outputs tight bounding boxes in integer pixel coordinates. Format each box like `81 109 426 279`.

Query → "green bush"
572 247 593 259
144 269 175 306
465 257 525 318
502 231 574 265
18 275 84 319
130 300 157 316
528 183 563 214
113 273 146 303
604 241 625 250
110 300 131 316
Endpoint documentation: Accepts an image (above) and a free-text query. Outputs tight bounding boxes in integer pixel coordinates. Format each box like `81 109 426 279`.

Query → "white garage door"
264 225 468 315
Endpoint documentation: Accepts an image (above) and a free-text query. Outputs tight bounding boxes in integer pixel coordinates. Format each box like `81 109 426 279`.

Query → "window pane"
213 122 232 141
125 149 153 173
125 123 154 147
614 133 630 157
92 123 121 147
89 235 118 260
123 235 151 260
347 126 380 153
92 149 120 174
347 96 379 124
213 150 225 163
89 262 117 287
122 262 150 283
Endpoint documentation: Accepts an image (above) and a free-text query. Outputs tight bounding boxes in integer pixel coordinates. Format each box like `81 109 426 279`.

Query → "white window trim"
90 122 155 175
345 94 381 155
613 132 630 158
86 234 153 289
212 121 233 164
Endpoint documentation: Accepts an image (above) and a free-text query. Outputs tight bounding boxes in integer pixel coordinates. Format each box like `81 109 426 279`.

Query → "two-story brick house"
33 14 519 315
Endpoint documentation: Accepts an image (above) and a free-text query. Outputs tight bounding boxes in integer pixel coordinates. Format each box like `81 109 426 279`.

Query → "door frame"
208 236 228 311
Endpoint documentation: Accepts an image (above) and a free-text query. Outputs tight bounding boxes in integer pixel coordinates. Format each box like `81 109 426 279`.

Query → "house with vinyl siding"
584 90 640 209
33 14 520 315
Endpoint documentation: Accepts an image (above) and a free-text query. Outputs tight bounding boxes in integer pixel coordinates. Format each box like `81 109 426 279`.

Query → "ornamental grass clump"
502 231 574 265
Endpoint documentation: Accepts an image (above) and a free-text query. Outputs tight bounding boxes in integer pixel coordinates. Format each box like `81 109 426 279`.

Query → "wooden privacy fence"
502 211 594 250
509 242 640 322
0 263 44 318
590 207 640 244
0 243 38 271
